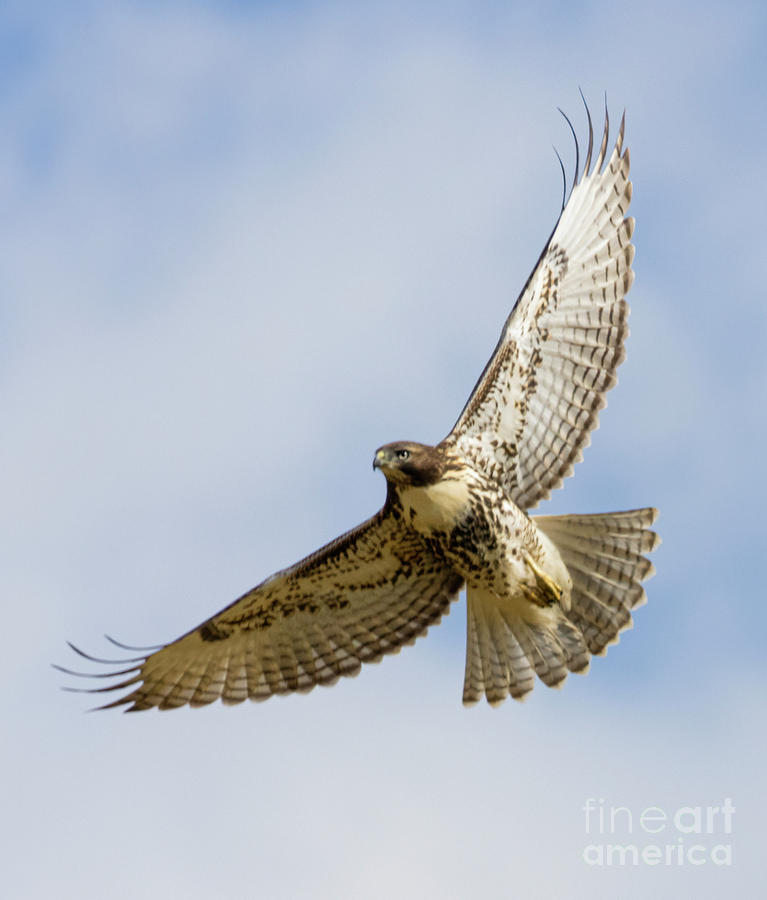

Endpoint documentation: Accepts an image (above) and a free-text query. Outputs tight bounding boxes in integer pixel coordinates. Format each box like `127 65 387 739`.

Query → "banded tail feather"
462 508 659 706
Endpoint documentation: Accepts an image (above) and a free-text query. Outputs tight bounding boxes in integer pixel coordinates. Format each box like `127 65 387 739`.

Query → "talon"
524 553 563 606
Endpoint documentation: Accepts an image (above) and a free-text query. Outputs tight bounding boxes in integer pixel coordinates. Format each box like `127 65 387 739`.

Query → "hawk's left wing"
445 105 633 510
59 501 463 711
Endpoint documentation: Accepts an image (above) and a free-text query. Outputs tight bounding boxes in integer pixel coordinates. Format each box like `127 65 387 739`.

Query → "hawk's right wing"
59 500 463 711
446 104 634 510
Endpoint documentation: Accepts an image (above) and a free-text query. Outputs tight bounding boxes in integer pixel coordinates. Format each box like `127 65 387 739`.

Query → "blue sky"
2 1 765 896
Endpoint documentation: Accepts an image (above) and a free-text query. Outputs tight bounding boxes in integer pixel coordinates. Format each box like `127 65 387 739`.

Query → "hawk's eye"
396 449 411 461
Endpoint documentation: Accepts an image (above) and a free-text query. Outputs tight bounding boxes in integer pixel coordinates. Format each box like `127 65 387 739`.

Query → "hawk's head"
373 441 446 487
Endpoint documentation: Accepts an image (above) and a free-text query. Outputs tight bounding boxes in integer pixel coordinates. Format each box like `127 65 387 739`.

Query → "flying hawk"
60 101 659 711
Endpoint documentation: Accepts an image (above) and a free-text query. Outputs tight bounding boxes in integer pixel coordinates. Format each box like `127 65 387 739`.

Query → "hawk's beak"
373 449 387 471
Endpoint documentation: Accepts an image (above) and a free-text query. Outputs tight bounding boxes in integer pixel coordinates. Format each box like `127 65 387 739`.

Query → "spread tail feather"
462 507 659 706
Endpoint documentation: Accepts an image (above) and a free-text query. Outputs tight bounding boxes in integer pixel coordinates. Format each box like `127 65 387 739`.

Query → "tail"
462 508 660 707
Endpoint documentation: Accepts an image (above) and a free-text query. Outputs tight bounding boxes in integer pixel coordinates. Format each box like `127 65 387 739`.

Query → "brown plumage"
59 99 658 711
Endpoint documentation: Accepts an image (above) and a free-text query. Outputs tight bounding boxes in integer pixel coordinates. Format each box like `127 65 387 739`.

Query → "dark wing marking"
58 501 463 711
445 102 633 510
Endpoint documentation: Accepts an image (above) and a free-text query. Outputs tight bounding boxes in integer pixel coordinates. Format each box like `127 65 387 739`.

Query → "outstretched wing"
60 504 463 711
446 104 634 510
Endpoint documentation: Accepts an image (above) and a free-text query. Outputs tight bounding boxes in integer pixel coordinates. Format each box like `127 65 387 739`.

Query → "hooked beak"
373 448 388 471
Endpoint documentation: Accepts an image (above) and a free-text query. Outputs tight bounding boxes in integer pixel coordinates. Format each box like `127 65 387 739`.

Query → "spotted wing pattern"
60 506 463 711
447 106 634 510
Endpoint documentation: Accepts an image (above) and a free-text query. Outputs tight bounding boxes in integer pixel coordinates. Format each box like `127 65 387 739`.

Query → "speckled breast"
399 468 542 597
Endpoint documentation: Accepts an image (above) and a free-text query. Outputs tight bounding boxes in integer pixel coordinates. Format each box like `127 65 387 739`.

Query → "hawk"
60 101 659 711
